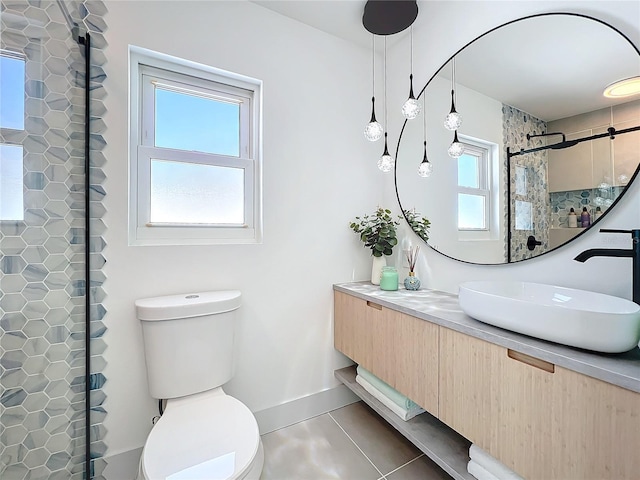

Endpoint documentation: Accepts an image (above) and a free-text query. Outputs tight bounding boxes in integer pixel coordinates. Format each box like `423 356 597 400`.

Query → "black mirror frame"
394 11 640 265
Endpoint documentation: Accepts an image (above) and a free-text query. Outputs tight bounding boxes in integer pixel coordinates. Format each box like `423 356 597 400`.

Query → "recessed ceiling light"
603 76 640 98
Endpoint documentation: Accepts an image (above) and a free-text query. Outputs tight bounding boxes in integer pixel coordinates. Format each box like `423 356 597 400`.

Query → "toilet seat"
141 392 260 480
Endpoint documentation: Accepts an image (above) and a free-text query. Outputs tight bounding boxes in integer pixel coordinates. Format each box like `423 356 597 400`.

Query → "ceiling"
250 0 372 48
251 1 640 122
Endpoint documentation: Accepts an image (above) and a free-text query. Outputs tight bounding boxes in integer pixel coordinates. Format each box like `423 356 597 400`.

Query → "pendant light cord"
452 57 456 104
371 34 375 96
410 26 413 74
423 86 426 137
384 36 387 130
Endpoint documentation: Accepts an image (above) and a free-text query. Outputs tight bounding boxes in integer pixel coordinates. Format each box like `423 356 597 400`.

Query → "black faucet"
574 229 640 305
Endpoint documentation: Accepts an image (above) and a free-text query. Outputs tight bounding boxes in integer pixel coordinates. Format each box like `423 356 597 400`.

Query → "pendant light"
418 93 433 177
401 26 421 120
444 58 463 130
448 130 465 158
378 37 394 172
364 35 384 141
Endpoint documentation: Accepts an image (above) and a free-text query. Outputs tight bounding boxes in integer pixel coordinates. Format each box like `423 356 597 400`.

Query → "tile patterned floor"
260 401 451 480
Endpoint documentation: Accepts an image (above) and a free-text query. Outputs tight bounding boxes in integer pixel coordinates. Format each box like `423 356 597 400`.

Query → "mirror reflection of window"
0 50 26 221
0 51 25 130
457 141 490 231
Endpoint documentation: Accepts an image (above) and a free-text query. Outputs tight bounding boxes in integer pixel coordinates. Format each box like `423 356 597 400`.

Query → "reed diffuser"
404 245 421 290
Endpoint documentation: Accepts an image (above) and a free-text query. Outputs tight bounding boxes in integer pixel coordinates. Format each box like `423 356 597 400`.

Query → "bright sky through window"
0 54 25 130
458 153 479 189
155 88 240 157
458 193 485 229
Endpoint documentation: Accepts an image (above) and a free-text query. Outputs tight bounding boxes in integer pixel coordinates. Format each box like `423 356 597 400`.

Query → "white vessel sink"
458 281 640 353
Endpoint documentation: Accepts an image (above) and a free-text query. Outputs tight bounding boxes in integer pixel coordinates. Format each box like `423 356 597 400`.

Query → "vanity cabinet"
334 288 640 480
334 291 439 416
439 327 640 480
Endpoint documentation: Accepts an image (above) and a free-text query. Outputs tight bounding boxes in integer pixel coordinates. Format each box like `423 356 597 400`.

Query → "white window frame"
457 140 491 231
456 135 501 242
129 46 262 246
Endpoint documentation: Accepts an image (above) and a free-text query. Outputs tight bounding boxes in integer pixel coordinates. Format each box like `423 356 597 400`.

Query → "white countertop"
334 282 640 393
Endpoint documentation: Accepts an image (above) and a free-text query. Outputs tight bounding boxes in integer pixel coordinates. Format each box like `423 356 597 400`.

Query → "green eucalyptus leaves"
349 208 400 257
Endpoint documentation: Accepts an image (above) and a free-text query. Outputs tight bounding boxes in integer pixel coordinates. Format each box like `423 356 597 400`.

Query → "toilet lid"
143 395 260 480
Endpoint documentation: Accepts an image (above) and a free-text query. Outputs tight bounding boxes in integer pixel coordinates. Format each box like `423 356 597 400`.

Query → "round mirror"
395 13 640 264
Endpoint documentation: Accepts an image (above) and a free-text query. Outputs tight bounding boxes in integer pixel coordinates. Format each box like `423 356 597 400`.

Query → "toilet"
135 291 264 480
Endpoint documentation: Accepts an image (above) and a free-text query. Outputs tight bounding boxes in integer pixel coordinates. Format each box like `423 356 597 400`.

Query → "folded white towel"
469 445 525 480
355 374 425 421
467 460 499 480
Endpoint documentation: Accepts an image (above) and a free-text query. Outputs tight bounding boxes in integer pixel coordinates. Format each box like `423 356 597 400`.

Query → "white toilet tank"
136 291 241 399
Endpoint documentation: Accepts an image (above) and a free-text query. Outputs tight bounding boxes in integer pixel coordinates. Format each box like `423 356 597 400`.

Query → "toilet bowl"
135 291 264 480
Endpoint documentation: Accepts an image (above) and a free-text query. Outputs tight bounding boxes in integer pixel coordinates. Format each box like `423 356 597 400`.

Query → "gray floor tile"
386 455 451 480
260 413 382 480
330 402 422 476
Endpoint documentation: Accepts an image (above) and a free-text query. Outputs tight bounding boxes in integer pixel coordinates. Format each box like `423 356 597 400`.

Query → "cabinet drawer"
552 366 640 479
439 327 640 479
334 291 439 415
439 327 554 479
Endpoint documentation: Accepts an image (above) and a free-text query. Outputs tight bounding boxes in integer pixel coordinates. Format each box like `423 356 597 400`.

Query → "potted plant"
349 208 400 285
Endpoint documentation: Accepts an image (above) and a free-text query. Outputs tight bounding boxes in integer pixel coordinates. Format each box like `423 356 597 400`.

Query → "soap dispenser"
581 207 591 227
568 208 577 228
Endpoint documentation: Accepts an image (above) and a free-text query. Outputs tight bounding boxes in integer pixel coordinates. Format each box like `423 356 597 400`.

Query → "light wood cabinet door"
551 366 640 480
439 327 498 449
334 291 382 372
333 291 439 415
439 327 554 480
385 308 439 416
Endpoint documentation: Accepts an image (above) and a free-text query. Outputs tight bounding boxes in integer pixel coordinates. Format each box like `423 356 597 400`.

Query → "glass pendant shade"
418 160 433 177
378 132 394 172
444 89 463 130
448 130 465 158
418 141 433 177
364 96 384 141
401 74 421 119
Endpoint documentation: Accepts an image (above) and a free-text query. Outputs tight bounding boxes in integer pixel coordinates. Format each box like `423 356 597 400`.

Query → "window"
1 50 25 221
1 51 25 130
129 47 262 245
457 141 490 231
0 144 24 220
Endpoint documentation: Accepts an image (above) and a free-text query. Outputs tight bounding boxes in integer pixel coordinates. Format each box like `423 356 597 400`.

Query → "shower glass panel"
0 1 101 478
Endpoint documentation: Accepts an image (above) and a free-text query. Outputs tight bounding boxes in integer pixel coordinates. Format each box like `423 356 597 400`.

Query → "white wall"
102 0 383 458
385 0 640 295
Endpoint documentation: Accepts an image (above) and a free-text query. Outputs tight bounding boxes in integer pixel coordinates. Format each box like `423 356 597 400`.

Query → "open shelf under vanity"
334 366 474 480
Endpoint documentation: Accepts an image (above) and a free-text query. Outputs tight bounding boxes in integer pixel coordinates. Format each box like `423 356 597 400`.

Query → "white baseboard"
103 447 142 480
102 385 358 479
254 384 359 435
